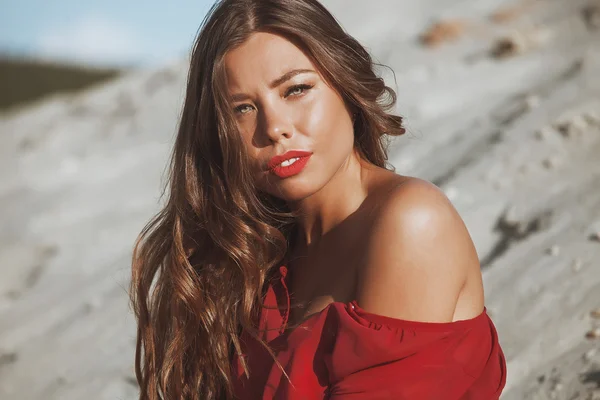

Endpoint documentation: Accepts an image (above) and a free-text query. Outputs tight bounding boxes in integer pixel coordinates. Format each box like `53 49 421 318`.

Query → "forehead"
223 32 316 91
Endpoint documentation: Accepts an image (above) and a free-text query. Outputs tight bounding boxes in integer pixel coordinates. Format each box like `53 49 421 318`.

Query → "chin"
262 176 323 202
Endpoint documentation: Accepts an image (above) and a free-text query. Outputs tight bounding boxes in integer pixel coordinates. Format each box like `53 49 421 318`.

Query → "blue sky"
0 0 216 67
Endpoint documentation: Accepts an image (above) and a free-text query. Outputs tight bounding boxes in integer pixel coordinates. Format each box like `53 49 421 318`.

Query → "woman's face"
223 32 356 202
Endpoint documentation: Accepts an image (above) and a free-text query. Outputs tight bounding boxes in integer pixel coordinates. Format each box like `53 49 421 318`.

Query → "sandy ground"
1 0 599 399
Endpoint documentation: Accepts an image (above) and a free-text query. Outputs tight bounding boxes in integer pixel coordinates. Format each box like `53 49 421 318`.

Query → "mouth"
267 150 312 178
279 157 302 167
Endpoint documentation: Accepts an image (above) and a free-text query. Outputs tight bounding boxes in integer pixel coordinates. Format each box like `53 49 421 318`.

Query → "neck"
287 149 371 247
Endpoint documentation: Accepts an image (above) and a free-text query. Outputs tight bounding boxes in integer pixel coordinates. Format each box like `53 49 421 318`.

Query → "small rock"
503 206 520 227
535 127 553 141
542 156 562 169
556 115 588 138
591 308 600 319
572 114 589 130
571 258 583 272
583 347 598 362
589 232 600 242
582 4 600 31
420 20 467 47
499 206 535 236
491 34 527 58
585 327 600 339
491 29 552 59
546 245 560 256
584 110 600 126
0 352 18 366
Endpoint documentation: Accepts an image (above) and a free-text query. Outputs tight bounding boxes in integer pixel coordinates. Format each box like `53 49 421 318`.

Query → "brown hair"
129 0 405 398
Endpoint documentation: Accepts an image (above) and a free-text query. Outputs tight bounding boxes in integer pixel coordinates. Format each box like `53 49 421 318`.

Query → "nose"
260 102 293 144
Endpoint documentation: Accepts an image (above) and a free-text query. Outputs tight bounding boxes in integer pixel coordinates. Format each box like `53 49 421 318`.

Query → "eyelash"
234 84 314 115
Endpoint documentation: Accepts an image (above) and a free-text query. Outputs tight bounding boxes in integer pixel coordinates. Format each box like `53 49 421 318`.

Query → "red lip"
267 150 312 170
267 150 312 179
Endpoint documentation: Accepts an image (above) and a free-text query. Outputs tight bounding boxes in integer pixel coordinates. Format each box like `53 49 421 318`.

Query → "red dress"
231 265 507 399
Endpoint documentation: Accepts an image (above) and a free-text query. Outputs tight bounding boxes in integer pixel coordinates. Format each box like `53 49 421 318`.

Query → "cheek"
238 126 253 151
305 93 354 154
234 132 265 186
237 128 260 164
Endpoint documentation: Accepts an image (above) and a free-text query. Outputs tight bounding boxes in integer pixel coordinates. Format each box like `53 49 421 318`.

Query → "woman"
130 0 507 399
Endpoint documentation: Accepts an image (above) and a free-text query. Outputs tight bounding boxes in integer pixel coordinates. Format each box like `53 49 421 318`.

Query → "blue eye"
234 84 313 115
285 84 313 97
235 104 254 115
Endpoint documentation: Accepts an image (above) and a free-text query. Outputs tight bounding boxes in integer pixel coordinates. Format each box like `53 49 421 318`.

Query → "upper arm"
355 178 480 323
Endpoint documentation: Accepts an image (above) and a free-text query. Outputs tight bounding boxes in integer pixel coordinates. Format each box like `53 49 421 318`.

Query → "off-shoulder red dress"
231 265 507 399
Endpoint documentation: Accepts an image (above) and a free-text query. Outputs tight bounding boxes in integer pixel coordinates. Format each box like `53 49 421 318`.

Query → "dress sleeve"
324 301 507 400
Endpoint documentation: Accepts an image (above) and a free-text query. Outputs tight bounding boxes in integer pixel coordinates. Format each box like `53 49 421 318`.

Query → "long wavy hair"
129 0 406 398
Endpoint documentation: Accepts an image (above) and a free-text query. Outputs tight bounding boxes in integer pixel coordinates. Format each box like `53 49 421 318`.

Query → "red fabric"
231 265 507 399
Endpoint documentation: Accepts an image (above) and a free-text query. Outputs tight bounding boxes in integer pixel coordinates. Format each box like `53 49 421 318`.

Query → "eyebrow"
230 68 316 102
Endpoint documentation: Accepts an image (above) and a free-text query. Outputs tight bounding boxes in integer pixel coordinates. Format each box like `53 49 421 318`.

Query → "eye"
233 84 313 116
234 104 254 115
285 84 313 98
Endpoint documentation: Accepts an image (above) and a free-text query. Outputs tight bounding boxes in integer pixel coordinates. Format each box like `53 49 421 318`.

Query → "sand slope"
1 0 599 399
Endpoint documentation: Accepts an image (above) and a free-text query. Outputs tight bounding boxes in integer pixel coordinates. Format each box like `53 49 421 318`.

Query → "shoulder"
355 176 480 322
368 176 454 223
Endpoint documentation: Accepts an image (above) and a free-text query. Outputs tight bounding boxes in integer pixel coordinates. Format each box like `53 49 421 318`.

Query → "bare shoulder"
355 176 481 322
